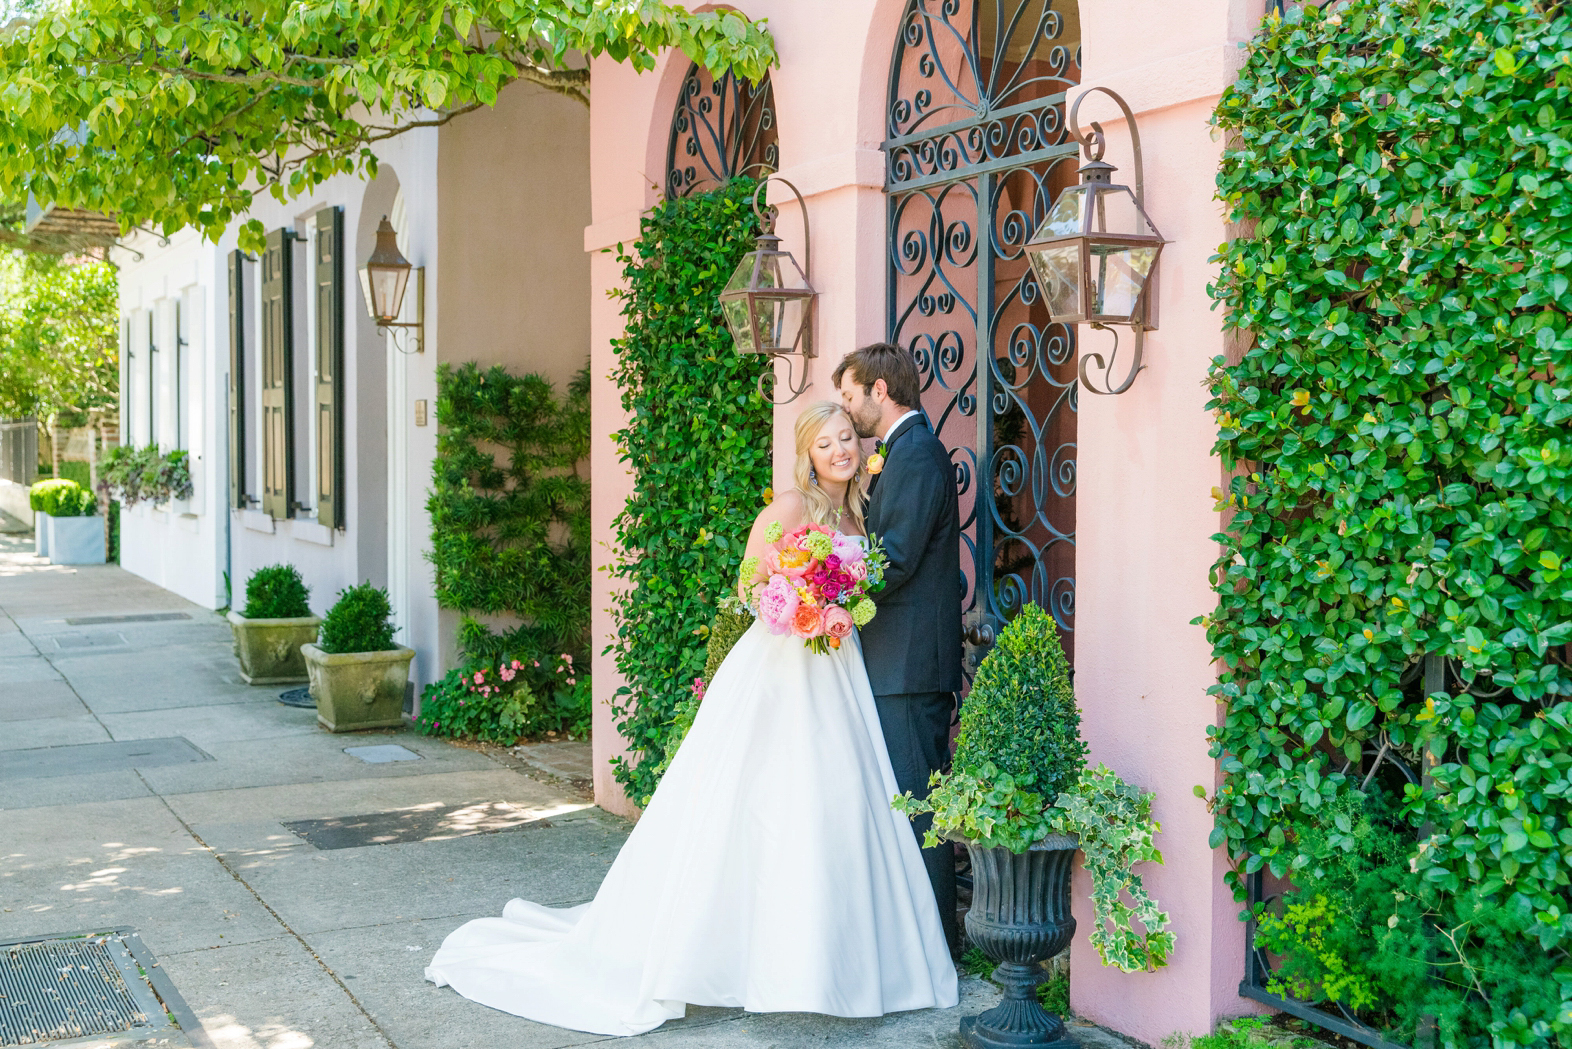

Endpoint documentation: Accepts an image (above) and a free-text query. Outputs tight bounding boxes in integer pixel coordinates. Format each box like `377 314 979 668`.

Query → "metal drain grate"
0 930 206 1048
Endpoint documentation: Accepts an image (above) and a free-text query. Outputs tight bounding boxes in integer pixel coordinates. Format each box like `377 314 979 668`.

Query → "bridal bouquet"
737 522 886 653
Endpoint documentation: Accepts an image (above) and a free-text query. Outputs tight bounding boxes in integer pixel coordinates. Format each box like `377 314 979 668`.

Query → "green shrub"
416 631 590 743
317 583 397 654
1207 2 1572 1043
29 478 94 516
953 603 1085 798
242 564 312 619
702 601 754 685
427 363 589 657
608 178 773 803
896 604 1172 973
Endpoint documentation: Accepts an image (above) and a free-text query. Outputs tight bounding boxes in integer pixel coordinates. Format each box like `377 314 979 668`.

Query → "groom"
835 342 962 953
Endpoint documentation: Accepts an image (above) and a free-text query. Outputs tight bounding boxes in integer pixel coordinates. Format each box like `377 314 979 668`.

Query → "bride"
426 401 959 1036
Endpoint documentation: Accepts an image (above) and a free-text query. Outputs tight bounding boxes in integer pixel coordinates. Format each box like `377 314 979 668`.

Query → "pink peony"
823 604 855 639
831 534 865 564
824 554 841 572
757 574 800 633
846 559 869 582
790 603 825 638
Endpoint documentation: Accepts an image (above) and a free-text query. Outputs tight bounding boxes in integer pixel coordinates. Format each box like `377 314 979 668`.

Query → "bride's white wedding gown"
425 601 959 1035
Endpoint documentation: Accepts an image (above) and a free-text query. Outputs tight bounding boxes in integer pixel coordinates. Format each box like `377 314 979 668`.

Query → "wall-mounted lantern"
717 177 817 403
359 215 424 354
1024 87 1167 395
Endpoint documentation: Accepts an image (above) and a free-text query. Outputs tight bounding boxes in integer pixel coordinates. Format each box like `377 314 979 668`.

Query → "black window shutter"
260 229 295 519
314 207 345 529
227 251 246 509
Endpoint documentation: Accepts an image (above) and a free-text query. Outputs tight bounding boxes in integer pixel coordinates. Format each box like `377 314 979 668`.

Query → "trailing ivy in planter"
1207 3 1572 1044
607 178 772 805
895 604 1172 1047
303 583 412 732
97 444 193 507
228 564 319 685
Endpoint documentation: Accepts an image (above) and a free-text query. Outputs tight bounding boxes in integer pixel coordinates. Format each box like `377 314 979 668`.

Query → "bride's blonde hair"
793 401 869 531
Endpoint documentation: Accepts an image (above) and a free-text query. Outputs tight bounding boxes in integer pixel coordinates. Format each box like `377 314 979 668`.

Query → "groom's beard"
849 404 881 439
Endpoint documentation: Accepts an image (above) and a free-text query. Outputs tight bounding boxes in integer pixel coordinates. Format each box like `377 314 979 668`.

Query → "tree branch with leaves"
0 0 776 253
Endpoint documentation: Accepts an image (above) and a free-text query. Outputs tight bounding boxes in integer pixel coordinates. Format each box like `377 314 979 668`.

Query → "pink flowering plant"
417 649 590 743
739 522 887 654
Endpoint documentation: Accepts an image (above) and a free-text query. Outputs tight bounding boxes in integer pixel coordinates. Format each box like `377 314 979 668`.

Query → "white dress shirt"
879 409 922 446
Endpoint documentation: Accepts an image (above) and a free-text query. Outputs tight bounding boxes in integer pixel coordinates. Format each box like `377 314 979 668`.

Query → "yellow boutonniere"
866 452 885 476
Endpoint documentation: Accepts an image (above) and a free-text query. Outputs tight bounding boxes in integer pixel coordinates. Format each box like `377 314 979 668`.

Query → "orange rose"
791 603 825 638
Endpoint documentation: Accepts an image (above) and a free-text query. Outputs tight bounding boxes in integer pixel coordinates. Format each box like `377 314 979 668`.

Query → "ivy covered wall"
1207 3 1572 1046
607 179 773 806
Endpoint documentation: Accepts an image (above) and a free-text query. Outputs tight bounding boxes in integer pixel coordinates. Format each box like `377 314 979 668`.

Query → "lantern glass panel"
721 247 812 355
1028 242 1083 320
362 263 410 322
1088 185 1148 237
1090 242 1158 320
1041 186 1086 238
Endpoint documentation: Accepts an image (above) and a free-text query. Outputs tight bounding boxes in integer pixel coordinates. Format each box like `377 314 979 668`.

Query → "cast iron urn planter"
959 832 1079 1049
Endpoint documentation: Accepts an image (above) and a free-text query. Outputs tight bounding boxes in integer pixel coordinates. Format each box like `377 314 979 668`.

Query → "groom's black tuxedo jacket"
861 414 963 696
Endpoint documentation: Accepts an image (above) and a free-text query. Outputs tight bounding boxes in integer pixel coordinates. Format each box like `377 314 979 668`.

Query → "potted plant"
227 565 320 684
894 603 1175 1049
301 583 414 732
29 478 105 564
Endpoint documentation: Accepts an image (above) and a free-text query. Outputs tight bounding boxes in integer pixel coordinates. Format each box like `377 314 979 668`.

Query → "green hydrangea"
737 555 761 587
802 531 833 560
850 597 876 627
763 521 783 543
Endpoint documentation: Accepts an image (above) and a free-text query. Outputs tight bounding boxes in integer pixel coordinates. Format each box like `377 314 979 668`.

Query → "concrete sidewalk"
1 536 1067 1049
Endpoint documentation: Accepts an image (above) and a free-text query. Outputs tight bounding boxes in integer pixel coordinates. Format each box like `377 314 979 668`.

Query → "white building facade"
113 82 591 693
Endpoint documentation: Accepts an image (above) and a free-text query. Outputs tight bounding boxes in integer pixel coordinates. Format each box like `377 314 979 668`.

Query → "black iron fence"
0 418 37 487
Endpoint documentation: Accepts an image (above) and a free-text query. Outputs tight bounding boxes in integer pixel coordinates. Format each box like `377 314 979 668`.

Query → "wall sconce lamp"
359 215 424 354
717 177 817 404
1024 87 1167 395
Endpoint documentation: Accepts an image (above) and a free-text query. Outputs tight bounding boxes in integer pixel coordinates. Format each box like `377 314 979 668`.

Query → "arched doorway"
885 0 1082 667
665 62 778 198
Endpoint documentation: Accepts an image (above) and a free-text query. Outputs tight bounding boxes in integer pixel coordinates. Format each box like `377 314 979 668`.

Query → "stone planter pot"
45 513 106 565
34 510 49 557
227 610 320 684
958 833 1080 1049
301 643 415 733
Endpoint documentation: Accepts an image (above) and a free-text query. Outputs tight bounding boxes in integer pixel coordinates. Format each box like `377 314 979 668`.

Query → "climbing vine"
1206 3 1572 1046
608 179 772 805
427 361 589 657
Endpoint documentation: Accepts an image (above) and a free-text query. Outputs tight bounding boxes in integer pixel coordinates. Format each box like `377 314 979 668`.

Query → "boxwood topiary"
317 583 397 654
895 603 1173 972
951 602 1085 797
242 564 312 619
29 478 95 516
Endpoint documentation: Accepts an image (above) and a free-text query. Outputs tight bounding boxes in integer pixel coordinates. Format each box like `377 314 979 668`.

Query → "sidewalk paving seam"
133 767 404 1049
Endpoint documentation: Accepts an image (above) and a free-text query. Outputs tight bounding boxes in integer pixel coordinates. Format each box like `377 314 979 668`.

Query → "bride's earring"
810 468 818 485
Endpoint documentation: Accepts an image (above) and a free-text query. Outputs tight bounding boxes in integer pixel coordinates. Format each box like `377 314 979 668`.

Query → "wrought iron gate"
885 0 1083 667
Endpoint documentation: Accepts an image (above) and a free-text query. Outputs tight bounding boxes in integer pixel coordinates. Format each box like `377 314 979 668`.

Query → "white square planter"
34 511 48 558
45 514 106 565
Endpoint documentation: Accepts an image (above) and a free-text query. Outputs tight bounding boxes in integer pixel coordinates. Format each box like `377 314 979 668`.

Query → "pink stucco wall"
585 0 1275 1039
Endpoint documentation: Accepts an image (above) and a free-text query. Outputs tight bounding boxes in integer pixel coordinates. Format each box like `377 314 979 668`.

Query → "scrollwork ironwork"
886 0 1081 663
666 64 779 199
